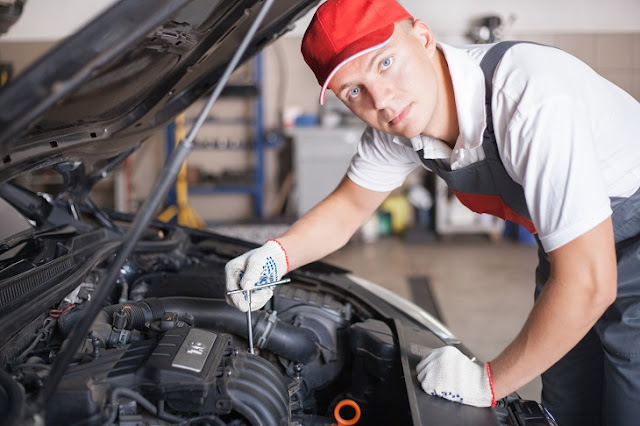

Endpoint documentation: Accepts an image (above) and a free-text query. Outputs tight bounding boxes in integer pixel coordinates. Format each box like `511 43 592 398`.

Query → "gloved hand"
416 345 496 408
225 239 289 312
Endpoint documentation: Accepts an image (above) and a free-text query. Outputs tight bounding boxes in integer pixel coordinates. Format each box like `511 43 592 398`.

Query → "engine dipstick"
226 278 291 354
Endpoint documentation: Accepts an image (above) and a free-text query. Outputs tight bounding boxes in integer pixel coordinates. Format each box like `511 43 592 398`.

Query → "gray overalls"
418 41 640 426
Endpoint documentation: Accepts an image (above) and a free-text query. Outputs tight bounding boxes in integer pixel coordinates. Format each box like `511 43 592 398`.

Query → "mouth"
389 104 412 126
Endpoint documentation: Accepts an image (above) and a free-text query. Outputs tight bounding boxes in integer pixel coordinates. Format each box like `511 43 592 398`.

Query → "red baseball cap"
301 0 413 105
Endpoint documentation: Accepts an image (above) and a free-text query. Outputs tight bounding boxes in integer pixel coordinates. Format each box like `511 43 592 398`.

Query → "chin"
387 123 423 140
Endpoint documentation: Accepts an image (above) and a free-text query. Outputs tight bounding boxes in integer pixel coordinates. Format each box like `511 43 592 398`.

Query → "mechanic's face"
328 20 439 139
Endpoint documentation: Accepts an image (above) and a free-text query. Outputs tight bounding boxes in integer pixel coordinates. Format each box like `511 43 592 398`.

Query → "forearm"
490 275 611 398
276 177 390 271
490 218 617 399
277 201 358 270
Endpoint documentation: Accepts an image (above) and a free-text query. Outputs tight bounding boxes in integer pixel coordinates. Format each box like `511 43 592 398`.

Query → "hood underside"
0 0 319 184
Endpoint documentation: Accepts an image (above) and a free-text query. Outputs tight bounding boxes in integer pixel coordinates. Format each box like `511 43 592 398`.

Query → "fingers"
416 345 493 407
227 288 273 312
224 258 274 311
241 254 280 289
416 350 435 372
224 244 284 311
227 293 250 312
225 254 250 311
236 256 278 310
225 258 245 292
416 346 465 384
246 289 273 311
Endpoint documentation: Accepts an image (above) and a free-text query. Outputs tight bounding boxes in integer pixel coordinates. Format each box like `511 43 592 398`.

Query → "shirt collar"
390 134 451 159
437 42 488 152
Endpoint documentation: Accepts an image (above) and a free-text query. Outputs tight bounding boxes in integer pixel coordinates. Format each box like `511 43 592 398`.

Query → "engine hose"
90 297 320 364
0 369 24 426
98 297 165 328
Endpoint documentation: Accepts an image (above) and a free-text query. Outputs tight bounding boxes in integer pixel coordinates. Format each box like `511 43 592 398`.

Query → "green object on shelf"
378 211 392 236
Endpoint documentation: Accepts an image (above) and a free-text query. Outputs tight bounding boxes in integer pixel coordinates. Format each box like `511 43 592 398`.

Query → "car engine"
0 227 405 426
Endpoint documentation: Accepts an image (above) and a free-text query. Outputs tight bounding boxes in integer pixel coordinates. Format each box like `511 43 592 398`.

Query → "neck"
423 49 459 148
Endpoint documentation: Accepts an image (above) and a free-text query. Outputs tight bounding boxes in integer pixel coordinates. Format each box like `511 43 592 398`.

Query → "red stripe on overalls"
453 191 537 234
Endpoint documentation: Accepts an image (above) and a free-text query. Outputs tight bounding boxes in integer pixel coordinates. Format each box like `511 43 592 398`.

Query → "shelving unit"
165 54 265 220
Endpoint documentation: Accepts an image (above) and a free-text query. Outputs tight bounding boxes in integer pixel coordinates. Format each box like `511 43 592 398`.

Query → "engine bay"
0 226 409 426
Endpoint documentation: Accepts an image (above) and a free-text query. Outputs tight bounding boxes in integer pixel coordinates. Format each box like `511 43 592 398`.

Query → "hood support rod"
39 0 276 405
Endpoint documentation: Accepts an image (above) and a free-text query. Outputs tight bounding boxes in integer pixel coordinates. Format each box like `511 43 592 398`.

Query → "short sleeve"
347 127 420 192
499 96 612 252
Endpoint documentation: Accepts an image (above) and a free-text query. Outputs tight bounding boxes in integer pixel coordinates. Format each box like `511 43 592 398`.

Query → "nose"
368 80 393 111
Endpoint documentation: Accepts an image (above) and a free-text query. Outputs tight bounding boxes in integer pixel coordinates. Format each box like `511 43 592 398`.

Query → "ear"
410 19 437 58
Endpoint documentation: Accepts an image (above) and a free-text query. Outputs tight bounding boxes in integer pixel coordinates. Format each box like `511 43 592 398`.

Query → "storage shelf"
189 185 258 195
165 55 265 219
192 140 254 150
188 117 254 126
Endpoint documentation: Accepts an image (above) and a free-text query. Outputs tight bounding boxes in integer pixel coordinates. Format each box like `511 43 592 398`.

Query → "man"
225 0 640 424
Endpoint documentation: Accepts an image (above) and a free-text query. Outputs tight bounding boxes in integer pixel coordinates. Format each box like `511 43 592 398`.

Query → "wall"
1 0 116 41
404 0 640 35
263 33 640 126
5 0 640 42
286 0 640 38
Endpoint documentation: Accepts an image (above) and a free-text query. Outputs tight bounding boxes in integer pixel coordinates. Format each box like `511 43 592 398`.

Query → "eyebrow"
368 45 393 70
337 45 394 95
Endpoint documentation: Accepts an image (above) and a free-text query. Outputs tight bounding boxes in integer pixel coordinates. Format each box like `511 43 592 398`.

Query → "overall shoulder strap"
478 41 539 159
479 41 540 104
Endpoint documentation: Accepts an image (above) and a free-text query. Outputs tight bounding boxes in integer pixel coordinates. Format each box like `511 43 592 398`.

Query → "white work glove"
225 239 289 312
416 345 496 408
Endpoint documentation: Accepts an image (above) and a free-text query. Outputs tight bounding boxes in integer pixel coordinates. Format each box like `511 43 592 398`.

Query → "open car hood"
0 0 319 185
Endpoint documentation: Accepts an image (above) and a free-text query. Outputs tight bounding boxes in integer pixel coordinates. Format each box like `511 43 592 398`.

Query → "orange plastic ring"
334 399 361 426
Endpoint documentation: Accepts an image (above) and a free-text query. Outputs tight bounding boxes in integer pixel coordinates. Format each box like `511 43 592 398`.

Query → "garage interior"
1 0 640 406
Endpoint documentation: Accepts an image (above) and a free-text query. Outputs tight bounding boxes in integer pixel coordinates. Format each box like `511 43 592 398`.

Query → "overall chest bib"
423 41 640 426
418 41 536 234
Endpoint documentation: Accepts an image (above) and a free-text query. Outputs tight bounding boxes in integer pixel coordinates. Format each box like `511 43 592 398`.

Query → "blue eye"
349 87 360 98
381 57 393 69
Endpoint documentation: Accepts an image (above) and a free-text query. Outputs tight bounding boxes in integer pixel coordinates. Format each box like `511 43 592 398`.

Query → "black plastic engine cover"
139 323 232 413
45 324 292 425
46 325 231 425
142 324 292 424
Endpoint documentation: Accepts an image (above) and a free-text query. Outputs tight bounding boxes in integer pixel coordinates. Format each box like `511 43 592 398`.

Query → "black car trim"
0 0 191 152
0 238 121 348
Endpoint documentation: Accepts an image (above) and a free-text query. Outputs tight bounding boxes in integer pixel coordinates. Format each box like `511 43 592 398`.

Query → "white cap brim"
319 37 392 105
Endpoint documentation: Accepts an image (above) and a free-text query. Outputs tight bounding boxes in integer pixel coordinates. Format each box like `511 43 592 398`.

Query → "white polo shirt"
346 42 640 252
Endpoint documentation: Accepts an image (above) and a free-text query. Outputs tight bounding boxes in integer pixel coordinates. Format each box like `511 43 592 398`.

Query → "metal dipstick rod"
227 278 291 354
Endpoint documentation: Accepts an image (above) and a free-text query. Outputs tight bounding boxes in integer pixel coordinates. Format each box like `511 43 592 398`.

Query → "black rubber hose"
0 369 24 426
89 297 319 363
99 298 164 329
157 297 320 364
